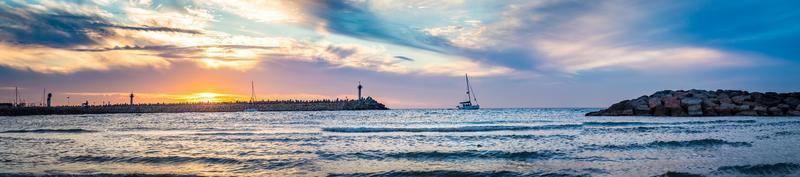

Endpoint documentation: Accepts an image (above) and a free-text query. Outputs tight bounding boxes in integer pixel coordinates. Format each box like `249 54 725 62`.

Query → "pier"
0 98 387 116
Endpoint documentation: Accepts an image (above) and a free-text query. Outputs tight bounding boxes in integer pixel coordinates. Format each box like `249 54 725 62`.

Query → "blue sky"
0 0 798 108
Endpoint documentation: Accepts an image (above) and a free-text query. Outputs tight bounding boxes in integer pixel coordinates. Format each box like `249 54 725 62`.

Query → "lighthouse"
129 93 134 112
46 93 52 108
357 81 363 100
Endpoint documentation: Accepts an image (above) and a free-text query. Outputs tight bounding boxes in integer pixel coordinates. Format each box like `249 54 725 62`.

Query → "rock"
735 111 758 116
788 111 800 116
736 105 751 112
785 97 800 107
718 94 733 104
703 99 719 107
631 97 650 115
663 96 681 109
732 95 751 104
648 97 662 108
768 107 783 116
757 93 783 106
778 104 791 111
687 105 703 116
621 109 634 116
652 106 668 116
681 97 703 105
717 103 736 116
587 89 800 116
704 107 719 116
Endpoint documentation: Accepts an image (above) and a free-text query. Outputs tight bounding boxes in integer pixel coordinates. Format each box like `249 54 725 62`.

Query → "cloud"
0 4 201 48
393 56 415 62
419 0 749 74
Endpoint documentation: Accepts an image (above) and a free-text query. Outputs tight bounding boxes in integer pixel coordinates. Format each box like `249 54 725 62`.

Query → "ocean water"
1 108 800 177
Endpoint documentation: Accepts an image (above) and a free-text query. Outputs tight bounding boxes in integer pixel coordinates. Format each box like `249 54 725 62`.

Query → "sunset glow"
181 92 238 103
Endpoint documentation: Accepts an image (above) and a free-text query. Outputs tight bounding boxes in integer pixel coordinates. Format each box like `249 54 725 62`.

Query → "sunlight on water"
1 109 799 176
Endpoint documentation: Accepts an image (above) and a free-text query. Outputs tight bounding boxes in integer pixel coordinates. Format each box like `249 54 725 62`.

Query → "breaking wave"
715 163 800 175
59 155 306 170
1 128 97 133
0 173 196 177
319 150 566 161
651 171 705 177
583 139 751 150
328 170 589 177
581 120 757 127
321 124 582 133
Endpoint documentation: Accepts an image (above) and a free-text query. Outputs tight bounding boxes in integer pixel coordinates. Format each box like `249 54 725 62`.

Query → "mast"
465 74 472 102
250 81 255 103
14 86 18 107
42 88 45 107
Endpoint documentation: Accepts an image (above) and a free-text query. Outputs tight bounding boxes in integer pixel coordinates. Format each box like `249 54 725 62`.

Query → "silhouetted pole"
67 97 70 106
357 81 363 100
47 93 52 108
14 86 18 107
129 93 134 112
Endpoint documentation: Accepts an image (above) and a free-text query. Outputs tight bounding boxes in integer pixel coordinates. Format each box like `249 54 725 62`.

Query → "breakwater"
587 89 800 116
0 98 387 116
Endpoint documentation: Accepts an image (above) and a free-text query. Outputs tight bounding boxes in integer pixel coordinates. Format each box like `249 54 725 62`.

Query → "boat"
457 73 480 110
245 81 258 112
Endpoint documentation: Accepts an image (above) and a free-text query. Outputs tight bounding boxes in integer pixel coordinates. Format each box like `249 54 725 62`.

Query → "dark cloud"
0 4 201 48
302 1 454 53
325 45 358 59
100 24 202 34
73 45 274 52
393 56 414 62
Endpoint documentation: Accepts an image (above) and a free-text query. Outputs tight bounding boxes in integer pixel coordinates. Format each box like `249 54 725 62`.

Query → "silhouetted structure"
47 93 52 108
357 81 363 100
129 93 134 112
0 98 388 116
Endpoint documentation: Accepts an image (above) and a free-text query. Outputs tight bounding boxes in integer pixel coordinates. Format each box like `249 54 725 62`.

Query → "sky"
1 0 799 108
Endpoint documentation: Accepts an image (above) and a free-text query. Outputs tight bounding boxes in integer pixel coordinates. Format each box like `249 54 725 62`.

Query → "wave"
582 120 757 127
318 150 566 162
651 171 705 177
1 128 97 133
676 120 756 124
583 126 708 134
582 139 751 150
715 163 800 175
582 122 656 126
328 170 589 177
59 155 306 170
0 173 197 177
322 124 582 133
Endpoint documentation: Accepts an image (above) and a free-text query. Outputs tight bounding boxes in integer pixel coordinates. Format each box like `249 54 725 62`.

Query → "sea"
1 108 799 177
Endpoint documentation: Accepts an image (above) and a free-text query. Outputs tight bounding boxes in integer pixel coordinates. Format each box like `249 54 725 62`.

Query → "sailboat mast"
467 74 478 104
250 81 255 103
465 74 472 102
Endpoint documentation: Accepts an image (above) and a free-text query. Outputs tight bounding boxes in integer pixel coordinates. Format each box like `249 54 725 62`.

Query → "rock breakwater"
587 90 800 116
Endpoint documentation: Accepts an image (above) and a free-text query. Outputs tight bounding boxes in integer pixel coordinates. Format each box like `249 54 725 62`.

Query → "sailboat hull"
457 105 480 110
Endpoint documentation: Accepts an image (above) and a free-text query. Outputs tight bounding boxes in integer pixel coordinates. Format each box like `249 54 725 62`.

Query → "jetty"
1 82 388 116
587 89 800 116
0 98 387 116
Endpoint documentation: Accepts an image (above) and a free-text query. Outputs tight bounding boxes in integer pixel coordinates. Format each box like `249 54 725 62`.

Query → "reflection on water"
1 109 800 176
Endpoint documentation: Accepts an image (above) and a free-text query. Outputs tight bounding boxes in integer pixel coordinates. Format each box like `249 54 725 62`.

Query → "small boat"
457 74 480 110
245 81 258 112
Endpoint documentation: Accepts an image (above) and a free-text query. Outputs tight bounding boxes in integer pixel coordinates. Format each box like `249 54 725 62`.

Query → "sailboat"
457 74 480 110
244 81 258 112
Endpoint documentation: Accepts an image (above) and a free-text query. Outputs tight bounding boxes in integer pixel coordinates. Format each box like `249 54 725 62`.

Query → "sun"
184 92 234 103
